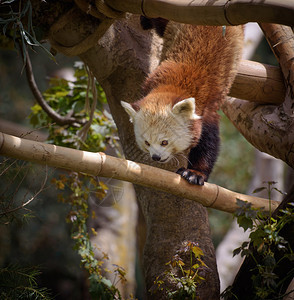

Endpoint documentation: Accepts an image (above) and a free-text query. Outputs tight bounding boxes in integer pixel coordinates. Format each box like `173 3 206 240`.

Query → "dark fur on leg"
177 121 220 185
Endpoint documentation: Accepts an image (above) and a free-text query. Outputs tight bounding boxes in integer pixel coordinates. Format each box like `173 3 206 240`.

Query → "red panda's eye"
145 140 150 147
161 140 168 146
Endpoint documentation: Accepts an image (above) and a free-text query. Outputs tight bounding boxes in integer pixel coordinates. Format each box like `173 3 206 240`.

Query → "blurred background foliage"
0 23 283 299
0 46 122 298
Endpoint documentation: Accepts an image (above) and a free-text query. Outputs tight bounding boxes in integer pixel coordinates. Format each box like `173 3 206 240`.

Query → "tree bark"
27 2 220 296
8 0 294 298
216 23 285 293
230 60 284 104
105 0 294 27
79 16 220 298
222 25 294 168
260 24 294 98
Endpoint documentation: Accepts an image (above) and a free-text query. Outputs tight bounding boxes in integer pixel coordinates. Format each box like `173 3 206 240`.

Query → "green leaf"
236 198 248 207
245 209 257 219
192 246 204 258
253 187 266 194
249 228 265 249
272 187 287 196
30 104 42 114
263 255 276 267
237 215 253 231
233 247 242 257
55 90 70 98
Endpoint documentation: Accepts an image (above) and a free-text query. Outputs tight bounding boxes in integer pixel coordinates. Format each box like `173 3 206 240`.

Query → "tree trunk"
29 2 219 296
11 0 294 298
79 15 220 298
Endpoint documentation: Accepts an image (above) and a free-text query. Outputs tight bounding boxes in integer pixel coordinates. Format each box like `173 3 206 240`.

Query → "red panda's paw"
176 168 205 186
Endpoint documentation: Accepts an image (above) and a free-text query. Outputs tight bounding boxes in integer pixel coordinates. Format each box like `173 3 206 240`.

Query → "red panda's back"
144 24 244 114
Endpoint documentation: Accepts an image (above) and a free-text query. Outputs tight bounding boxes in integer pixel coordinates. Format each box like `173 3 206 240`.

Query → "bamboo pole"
105 0 294 26
231 60 285 104
0 132 279 214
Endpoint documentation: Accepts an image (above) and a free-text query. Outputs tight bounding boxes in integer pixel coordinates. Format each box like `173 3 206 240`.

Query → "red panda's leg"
177 168 208 186
176 121 220 185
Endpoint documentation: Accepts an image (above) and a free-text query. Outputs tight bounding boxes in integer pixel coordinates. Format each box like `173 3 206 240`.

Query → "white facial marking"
121 98 201 163
134 109 194 162
121 101 137 123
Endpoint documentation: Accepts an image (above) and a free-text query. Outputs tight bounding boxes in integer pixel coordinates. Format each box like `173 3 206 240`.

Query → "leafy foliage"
52 172 126 300
0 265 52 300
29 61 118 152
221 183 294 300
29 61 131 298
150 241 207 299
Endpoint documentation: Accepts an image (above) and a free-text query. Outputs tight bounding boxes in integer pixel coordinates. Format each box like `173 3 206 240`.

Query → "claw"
176 168 205 186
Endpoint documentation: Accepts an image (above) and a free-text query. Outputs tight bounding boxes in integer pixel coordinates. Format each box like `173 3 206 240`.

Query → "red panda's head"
121 94 202 163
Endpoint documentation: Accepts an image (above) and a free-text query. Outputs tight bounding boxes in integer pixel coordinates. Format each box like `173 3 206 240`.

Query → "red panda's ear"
121 101 138 122
172 98 201 120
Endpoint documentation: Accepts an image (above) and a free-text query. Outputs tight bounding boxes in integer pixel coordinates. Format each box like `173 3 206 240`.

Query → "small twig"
0 160 27 209
78 65 98 142
9 161 29 208
0 165 49 216
0 158 17 177
21 44 84 126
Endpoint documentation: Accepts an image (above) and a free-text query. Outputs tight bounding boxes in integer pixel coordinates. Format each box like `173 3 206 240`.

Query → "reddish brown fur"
142 24 244 118
130 23 244 184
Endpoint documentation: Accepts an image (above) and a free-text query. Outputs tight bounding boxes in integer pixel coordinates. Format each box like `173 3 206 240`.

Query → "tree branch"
260 24 294 99
222 24 294 166
23 46 84 126
104 0 294 26
0 132 279 214
231 60 285 104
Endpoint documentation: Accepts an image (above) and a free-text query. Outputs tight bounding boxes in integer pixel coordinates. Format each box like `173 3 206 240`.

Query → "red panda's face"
121 97 202 163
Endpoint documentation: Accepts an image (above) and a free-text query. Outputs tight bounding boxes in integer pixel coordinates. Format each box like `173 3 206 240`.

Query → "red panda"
121 20 244 185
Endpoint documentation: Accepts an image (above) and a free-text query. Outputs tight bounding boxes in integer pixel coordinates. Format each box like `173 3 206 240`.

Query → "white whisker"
171 155 180 167
178 153 192 166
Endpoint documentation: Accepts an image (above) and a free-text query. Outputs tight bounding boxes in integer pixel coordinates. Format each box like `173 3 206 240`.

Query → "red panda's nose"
152 154 161 161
